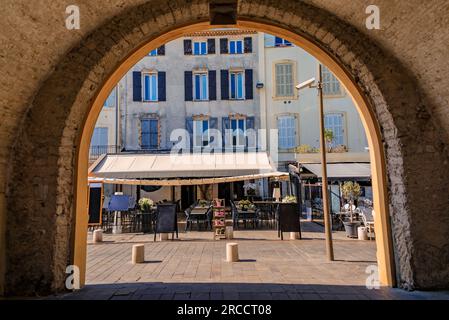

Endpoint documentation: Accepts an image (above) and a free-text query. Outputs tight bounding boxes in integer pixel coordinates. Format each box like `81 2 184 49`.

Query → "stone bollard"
159 233 169 241
226 243 239 262
289 232 300 240
132 244 145 264
358 227 368 240
225 226 234 240
93 229 103 243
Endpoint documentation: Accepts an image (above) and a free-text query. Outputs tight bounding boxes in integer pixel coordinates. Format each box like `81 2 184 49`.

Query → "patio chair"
360 207 375 240
255 203 274 229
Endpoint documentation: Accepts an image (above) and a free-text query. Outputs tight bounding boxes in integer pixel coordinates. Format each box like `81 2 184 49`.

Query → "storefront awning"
89 152 276 179
301 163 371 180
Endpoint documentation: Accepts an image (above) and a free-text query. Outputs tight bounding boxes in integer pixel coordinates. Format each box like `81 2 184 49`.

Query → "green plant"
324 129 334 152
238 199 254 210
138 197 154 212
282 195 297 203
341 181 362 222
198 199 209 207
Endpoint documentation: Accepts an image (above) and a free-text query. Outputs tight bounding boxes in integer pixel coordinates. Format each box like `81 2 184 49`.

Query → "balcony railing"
89 145 121 162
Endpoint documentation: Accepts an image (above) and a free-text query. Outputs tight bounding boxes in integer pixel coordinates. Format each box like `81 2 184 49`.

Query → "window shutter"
141 120 150 148
184 71 193 101
275 37 283 46
245 69 253 100
210 117 218 129
186 117 193 149
184 39 192 55
222 117 230 147
207 39 216 54
208 70 217 101
157 72 166 102
246 116 255 130
220 38 228 54
246 116 256 149
244 37 252 53
220 70 229 100
157 45 165 56
133 71 142 101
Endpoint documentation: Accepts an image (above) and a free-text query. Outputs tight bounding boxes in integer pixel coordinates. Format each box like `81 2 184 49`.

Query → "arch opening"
74 21 395 290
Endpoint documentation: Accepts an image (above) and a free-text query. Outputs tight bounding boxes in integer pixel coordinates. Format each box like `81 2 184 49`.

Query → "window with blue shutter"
184 71 193 101
244 37 252 53
220 70 229 100
229 40 243 54
143 73 158 101
230 118 246 147
141 119 158 149
246 116 256 149
208 70 216 101
186 117 194 150
278 115 296 149
184 39 192 55
222 117 230 148
193 41 207 55
91 127 108 147
275 37 292 47
230 71 244 99
325 113 345 146
133 71 142 101
158 71 166 101
194 73 208 100
220 38 228 54
245 69 253 100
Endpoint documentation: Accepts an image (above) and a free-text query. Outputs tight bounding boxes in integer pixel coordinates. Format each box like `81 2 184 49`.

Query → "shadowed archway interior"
2 0 449 296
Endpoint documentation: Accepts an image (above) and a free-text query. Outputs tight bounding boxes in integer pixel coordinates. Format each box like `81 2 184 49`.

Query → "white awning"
89 152 276 179
301 163 371 179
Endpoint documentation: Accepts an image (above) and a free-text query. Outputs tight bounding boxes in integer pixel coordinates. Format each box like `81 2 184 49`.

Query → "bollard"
93 229 103 243
289 232 300 240
225 226 234 240
226 243 239 262
132 244 145 264
159 233 169 241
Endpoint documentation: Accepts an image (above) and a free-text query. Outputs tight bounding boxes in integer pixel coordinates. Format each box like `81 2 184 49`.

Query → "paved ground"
52 222 449 300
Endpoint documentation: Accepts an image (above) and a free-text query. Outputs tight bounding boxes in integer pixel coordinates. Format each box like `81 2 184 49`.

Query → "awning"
88 171 290 186
301 163 371 180
89 152 276 179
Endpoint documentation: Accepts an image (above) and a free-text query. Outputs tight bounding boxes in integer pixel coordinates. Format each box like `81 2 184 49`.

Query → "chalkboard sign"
278 203 301 235
88 183 103 225
154 204 178 240
108 195 130 211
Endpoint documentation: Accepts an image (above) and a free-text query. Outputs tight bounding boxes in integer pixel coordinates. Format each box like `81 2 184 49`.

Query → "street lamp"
296 64 335 261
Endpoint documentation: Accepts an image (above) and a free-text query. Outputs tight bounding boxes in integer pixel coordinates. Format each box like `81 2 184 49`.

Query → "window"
322 66 342 96
230 71 244 99
229 40 243 54
230 118 246 147
194 73 208 100
325 113 345 146
143 73 158 101
141 119 159 149
275 63 294 97
193 41 207 55
278 115 296 149
149 49 158 56
275 37 292 47
103 89 116 108
91 127 108 147
193 119 209 147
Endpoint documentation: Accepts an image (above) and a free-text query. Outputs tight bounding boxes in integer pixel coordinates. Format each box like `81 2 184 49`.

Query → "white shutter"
278 116 296 149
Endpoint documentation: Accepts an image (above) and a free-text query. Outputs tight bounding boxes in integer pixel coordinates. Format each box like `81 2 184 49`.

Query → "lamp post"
296 65 335 261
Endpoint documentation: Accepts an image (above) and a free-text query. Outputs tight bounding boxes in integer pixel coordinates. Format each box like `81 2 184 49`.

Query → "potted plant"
341 181 362 238
282 195 297 203
138 197 154 213
324 129 334 152
238 199 254 211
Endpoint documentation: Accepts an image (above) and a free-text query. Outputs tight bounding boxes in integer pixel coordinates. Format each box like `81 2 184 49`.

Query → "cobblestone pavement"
52 223 449 300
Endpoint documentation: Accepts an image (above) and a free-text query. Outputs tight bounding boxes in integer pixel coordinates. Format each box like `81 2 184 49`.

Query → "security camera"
296 78 316 90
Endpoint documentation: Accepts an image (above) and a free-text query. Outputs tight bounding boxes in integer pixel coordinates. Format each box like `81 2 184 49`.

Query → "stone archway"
3 0 449 295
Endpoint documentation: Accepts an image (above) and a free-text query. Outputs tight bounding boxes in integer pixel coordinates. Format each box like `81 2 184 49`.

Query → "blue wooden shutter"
186 117 193 149
220 38 228 54
245 69 253 100
141 120 150 148
220 70 229 100
157 45 165 55
244 37 252 53
208 70 216 101
184 71 193 101
133 71 142 101
275 36 283 46
207 39 215 54
184 39 192 55
222 117 230 148
158 71 166 101
149 119 159 148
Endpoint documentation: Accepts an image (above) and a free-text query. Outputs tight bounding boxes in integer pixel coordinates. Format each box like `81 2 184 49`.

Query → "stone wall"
1 0 449 295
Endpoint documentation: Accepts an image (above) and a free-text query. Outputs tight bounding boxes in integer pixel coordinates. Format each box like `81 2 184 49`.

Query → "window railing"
89 145 121 162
